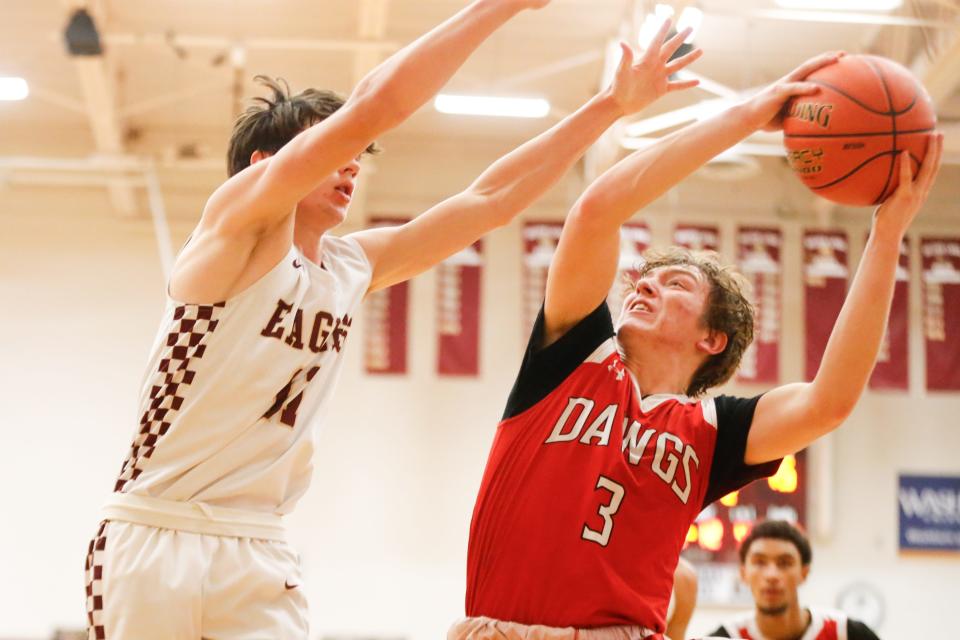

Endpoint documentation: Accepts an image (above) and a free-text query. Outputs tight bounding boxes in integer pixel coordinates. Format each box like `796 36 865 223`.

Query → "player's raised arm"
542 53 842 346
746 133 943 464
206 0 552 235
352 21 702 294
171 1 551 304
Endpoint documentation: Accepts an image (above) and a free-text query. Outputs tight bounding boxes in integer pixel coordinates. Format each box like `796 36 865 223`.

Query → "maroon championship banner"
921 237 960 391
803 231 849 382
522 221 564 340
364 217 409 375
608 222 652 316
674 224 720 252
437 241 483 376
737 227 782 384
870 236 910 391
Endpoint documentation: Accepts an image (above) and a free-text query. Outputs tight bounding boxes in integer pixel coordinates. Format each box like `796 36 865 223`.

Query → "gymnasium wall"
1 147 958 639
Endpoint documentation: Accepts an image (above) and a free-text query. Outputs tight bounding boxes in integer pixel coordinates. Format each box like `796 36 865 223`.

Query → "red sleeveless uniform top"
465 303 780 631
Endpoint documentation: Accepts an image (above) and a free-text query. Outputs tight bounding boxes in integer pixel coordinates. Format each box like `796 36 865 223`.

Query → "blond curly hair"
626 247 755 397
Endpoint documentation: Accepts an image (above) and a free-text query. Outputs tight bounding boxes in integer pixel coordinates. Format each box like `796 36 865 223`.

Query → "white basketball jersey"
718 609 851 640
112 235 372 514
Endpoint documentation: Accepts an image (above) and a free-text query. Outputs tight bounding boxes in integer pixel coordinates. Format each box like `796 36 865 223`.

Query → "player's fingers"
646 19 673 54
898 150 913 191
788 51 842 81
617 41 634 74
917 132 944 192
780 81 820 97
666 78 700 92
665 48 703 74
661 26 693 62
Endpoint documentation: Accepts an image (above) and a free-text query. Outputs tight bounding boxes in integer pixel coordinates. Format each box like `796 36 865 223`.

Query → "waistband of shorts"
447 617 658 640
101 492 286 541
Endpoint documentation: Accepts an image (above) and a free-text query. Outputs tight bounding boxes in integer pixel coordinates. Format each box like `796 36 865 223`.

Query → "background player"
708 520 881 640
453 50 943 639
84 4 706 638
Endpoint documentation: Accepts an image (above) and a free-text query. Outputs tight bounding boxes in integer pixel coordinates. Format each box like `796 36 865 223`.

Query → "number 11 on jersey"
582 475 625 547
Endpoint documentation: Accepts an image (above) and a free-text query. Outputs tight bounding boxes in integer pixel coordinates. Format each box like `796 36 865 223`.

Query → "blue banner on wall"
898 474 960 552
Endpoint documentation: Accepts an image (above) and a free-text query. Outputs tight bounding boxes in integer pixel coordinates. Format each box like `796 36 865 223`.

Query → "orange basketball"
783 54 936 207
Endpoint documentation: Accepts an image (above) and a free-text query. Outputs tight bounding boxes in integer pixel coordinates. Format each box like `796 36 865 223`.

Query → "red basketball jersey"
465 303 780 631
712 608 881 640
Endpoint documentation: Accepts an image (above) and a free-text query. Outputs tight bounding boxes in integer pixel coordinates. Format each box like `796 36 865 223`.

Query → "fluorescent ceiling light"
434 94 550 119
677 7 703 43
624 98 730 138
0 77 29 101
774 0 902 9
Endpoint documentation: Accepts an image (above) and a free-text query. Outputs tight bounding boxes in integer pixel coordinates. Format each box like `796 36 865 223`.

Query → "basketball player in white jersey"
84 3 705 637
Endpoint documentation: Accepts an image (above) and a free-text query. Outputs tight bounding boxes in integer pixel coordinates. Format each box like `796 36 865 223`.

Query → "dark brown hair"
226 75 379 177
739 520 813 566
630 247 754 397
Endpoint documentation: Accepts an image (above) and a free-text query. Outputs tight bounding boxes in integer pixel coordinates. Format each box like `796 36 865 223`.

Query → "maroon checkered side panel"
85 520 108 640
113 302 226 493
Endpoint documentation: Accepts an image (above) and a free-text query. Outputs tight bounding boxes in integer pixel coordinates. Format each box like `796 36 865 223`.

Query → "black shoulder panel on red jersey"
702 394 781 509
502 302 614 420
848 619 882 640
705 626 734 638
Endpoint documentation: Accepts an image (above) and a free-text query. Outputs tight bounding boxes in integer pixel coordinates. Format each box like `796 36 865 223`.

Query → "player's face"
297 156 362 225
740 539 809 616
617 265 712 352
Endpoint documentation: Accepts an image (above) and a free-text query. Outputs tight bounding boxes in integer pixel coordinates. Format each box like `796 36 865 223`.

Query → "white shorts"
448 617 657 640
84 494 308 639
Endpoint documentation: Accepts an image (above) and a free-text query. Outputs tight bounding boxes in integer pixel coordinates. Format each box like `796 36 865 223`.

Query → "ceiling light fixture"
434 95 550 119
0 77 29 101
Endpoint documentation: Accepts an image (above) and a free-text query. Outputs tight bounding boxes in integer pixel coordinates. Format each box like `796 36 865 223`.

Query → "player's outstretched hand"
607 20 703 116
874 132 943 237
744 51 844 132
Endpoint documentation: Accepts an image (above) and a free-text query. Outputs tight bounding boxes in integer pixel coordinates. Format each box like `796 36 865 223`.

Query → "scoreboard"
682 449 808 604
684 449 808 564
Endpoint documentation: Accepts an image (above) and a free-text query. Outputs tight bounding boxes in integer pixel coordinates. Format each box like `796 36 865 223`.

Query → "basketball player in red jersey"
708 520 881 640
453 50 943 639
84 3 710 638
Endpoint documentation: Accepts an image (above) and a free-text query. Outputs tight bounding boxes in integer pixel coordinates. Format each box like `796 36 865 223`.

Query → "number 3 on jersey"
582 475 625 547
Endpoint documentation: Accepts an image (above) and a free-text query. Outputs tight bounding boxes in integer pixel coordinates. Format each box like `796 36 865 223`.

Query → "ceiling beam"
62 0 137 216
920 30 960 108
354 0 391 84
351 0 391 223
491 49 602 91
741 8 955 29
94 33 398 55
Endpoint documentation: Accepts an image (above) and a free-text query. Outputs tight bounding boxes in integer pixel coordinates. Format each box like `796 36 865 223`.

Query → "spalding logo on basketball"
783 54 936 207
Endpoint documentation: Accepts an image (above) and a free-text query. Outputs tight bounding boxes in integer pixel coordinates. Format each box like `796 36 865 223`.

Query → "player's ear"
698 329 728 356
739 563 747 583
800 564 811 583
250 149 273 166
